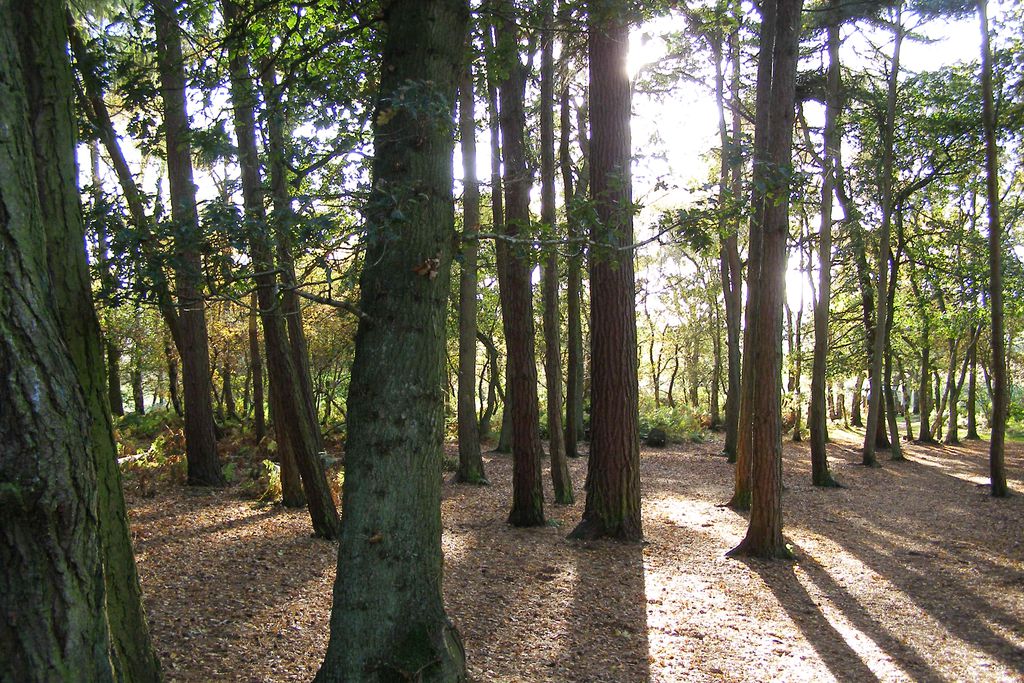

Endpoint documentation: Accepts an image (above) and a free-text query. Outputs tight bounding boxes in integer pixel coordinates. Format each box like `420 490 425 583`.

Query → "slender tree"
979 0 1008 497
569 0 642 541
494 2 546 527
809 0 841 487
222 0 339 537
540 0 574 504
863 2 904 466
456 59 488 484
152 0 225 486
315 1 469 679
729 0 802 559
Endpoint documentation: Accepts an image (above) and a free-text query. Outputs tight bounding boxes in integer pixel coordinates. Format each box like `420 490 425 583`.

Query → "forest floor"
127 431 1024 682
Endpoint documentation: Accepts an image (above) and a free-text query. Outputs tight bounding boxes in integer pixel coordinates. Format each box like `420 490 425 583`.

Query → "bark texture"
3 1 159 678
495 4 545 527
314 1 469 679
569 1 642 542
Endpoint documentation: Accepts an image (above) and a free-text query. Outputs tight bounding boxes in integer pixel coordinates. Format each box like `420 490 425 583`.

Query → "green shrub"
240 459 282 504
638 403 704 444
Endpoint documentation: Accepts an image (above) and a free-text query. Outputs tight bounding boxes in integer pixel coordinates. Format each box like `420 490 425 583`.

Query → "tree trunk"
314 2 469 679
107 341 126 417
223 0 339 537
540 0 573 504
455 61 487 484
153 0 226 485
569 1 642 542
223 359 237 420
729 0 801 560
717 12 744 461
810 6 840 486
132 366 145 414
561 83 588 458
494 5 545 527
729 0 779 511
863 5 903 466
966 337 980 439
4 2 160 677
259 60 325 458
248 291 266 443
165 336 183 416
851 374 864 426
979 0 1008 496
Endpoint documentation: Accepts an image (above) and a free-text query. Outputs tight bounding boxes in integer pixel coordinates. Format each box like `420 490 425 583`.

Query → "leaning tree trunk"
494 4 545 527
455 61 487 484
223 0 338 537
314 2 469 680
569 0 642 542
540 0 573 504
729 0 801 560
980 0 1008 497
4 1 160 677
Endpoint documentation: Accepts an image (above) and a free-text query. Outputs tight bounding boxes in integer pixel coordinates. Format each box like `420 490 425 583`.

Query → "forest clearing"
128 433 1024 682
4 0 1024 679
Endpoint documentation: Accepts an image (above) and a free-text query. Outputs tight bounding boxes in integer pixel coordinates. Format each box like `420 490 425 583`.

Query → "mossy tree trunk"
3 0 160 678
314 1 469 680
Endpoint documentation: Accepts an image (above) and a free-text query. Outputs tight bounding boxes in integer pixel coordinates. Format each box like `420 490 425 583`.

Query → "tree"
314 1 469 679
808 0 842 488
729 0 802 559
152 0 225 486
2 0 159 677
222 0 339 538
494 1 546 528
863 2 905 467
979 0 1009 497
540 0 574 505
456 58 488 485
569 0 642 542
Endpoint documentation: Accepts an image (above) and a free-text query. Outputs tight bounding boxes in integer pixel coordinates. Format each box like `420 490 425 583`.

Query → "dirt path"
129 434 1024 681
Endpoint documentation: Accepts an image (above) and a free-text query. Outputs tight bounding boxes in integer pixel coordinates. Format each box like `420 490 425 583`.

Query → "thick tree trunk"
154 0 225 485
494 5 545 527
455 62 487 484
569 1 642 542
540 0 573 504
980 0 1008 497
4 2 160 677
314 2 469 679
850 374 864 426
729 0 801 560
223 0 339 537
810 8 840 486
